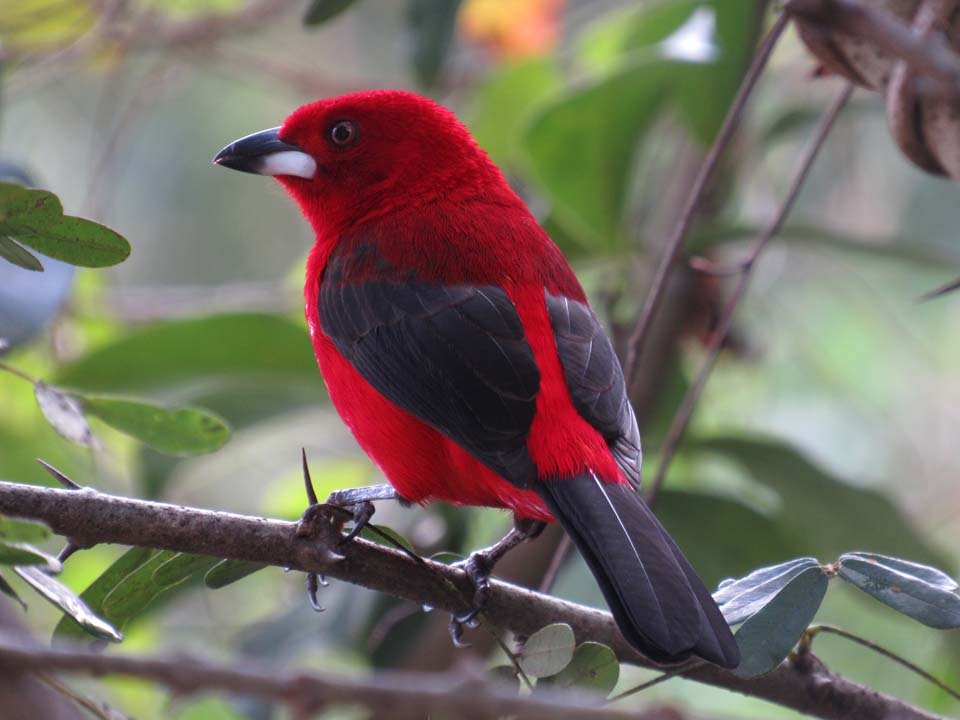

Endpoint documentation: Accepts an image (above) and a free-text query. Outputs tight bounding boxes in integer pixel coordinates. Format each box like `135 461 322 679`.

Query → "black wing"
545 291 642 489
319 248 541 488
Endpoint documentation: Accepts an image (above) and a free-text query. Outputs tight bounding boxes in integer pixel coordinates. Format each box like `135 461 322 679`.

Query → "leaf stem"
0 360 37 384
799 624 960 702
607 660 704 703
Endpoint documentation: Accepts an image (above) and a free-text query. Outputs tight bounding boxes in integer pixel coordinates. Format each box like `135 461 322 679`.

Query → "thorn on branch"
36 459 81 490
301 448 319 506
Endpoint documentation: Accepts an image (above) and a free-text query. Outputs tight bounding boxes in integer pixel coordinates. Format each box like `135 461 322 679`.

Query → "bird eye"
329 120 357 147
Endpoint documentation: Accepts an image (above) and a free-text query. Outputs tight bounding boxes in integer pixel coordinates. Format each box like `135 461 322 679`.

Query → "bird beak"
212 127 317 179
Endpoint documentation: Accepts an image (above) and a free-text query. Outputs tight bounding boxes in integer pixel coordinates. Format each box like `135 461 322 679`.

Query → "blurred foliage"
2 0 960 718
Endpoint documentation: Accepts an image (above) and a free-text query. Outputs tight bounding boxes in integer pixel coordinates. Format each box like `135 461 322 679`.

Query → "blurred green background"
1 0 959 718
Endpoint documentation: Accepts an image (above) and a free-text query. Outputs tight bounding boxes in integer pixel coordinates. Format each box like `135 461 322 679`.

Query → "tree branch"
623 11 790 394
645 82 855 505
0 480 943 720
0 631 671 720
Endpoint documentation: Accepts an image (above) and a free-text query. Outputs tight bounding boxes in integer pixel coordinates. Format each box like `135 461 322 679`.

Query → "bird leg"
449 517 546 646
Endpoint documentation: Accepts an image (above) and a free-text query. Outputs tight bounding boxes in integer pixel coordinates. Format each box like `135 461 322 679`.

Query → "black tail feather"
535 473 740 668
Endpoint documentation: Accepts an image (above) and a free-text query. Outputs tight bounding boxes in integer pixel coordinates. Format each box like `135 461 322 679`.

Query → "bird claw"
338 499 375 545
447 550 493 646
305 572 325 612
448 616 471 648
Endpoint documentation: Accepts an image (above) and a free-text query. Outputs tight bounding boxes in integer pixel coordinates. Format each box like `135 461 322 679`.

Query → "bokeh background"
2 0 959 717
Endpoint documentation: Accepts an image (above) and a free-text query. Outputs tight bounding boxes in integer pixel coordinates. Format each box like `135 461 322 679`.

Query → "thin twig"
0 478 944 720
608 661 704 703
538 534 572 594
918 275 960 302
624 11 791 394
645 82 855 506
490 632 534 691
0 361 37 384
799 624 960 703
38 674 130 720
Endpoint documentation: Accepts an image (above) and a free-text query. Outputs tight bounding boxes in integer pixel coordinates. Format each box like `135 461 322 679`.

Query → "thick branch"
0 480 942 720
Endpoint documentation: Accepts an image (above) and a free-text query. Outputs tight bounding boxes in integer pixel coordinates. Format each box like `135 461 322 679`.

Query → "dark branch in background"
786 0 960 94
0 632 665 720
623 11 791 394
644 83 855 506
0 481 942 720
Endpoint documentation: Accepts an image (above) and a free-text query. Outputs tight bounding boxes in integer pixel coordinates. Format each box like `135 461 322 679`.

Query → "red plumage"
216 90 740 668
287 92 620 521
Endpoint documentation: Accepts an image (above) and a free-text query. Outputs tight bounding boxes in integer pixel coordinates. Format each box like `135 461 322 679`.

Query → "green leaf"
303 0 358 25
840 552 957 591
0 235 44 271
577 0 760 143
0 182 130 267
100 550 177 629
733 565 828 678
518 623 576 678
83 395 230 456
54 546 154 641
0 516 51 542
407 0 462 89
0 541 60 568
204 559 267 589
547 642 619 695
714 557 821 626
56 313 320 394
838 553 960 629
522 59 670 251
152 553 221 588
33 382 97 448
689 437 950 570
669 3 761 144
469 58 562 167
15 566 122 642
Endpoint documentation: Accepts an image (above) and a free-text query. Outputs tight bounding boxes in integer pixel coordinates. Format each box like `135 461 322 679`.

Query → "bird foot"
326 484 399 545
448 550 495 647
446 519 546 647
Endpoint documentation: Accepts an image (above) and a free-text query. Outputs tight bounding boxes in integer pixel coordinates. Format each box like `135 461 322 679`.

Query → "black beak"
213 127 316 179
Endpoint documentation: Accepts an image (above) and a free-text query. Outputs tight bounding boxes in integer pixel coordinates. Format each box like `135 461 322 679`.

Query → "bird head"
213 90 507 235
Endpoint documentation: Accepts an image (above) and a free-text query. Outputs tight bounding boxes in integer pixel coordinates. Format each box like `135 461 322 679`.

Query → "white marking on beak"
260 151 317 179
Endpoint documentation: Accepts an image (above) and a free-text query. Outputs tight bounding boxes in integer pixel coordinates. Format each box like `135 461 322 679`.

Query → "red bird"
214 90 739 668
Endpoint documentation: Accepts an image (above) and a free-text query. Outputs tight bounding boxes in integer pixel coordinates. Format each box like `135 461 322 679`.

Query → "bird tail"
534 472 740 668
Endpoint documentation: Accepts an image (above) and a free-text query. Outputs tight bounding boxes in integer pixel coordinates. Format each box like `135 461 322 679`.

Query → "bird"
213 90 739 669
